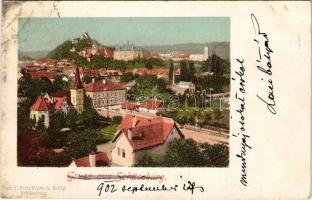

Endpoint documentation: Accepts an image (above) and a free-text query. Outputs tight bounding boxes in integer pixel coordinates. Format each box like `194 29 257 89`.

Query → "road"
179 126 229 145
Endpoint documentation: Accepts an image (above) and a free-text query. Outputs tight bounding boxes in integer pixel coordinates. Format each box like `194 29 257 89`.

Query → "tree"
66 110 80 131
200 143 229 167
80 95 103 127
135 152 155 167
179 61 188 81
64 128 99 159
135 152 164 167
163 138 204 167
82 74 93 84
52 75 71 92
75 39 92 52
48 111 66 134
188 61 195 81
46 40 73 60
169 59 174 81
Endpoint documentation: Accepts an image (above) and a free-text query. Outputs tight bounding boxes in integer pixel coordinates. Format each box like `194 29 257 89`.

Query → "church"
29 66 84 128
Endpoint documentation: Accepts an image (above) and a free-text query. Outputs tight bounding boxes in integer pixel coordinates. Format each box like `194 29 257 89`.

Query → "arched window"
41 114 45 122
33 114 36 121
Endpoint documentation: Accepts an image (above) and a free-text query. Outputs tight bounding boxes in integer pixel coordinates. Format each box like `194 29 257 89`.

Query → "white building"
189 46 209 62
29 94 70 128
84 79 126 108
138 99 163 114
101 114 184 167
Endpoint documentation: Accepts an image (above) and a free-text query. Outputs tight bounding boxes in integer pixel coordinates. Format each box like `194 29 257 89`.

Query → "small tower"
204 46 209 60
70 66 84 113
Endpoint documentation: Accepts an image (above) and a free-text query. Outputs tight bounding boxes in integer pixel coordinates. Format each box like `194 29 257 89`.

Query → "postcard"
1 1 311 199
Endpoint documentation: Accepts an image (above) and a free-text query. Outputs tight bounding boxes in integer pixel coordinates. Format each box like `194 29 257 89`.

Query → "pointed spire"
71 65 83 89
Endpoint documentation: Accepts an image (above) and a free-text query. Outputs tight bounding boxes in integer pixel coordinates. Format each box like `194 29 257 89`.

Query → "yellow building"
70 66 84 113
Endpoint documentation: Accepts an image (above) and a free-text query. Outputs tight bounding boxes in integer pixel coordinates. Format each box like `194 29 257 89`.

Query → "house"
113 43 151 61
121 102 139 111
29 66 84 128
84 79 126 108
29 94 70 128
170 81 196 95
108 114 184 166
30 72 57 82
69 152 110 167
138 99 163 114
172 53 190 61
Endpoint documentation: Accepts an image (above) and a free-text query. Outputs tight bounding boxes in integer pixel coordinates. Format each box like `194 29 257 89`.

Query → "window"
117 147 120 156
122 149 125 158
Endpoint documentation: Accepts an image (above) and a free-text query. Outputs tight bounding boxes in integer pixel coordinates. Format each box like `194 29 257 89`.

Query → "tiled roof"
140 99 163 110
30 96 49 111
80 69 98 75
30 95 67 111
74 152 110 167
114 114 183 151
36 59 56 65
30 72 56 80
121 102 138 110
53 97 66 110
84 80 125 92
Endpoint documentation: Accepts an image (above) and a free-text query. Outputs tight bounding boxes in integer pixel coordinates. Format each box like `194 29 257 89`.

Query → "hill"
19 50 49 60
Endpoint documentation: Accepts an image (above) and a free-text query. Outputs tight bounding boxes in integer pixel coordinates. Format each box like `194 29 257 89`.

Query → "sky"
18 17 230 52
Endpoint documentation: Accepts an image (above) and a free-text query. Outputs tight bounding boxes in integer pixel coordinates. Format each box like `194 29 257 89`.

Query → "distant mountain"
19 50 50 60
138 42 230 60
20 31 229 61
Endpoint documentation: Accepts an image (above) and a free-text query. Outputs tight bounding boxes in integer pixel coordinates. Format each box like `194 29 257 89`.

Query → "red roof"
74 152 110 167
30 72 56 80
71 66 83 89
140 99 163 110
53 97 66 110
114 114 183 151
84 80 125 92
36 59 56 66
121 102 138 110
30 95 67 111
80 69 98 75
30 96 49 111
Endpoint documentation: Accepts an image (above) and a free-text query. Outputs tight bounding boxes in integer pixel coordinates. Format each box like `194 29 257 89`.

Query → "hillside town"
18 32 230 167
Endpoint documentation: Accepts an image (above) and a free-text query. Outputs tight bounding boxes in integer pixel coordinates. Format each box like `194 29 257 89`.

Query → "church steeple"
71 66 83 89
70 65 84 113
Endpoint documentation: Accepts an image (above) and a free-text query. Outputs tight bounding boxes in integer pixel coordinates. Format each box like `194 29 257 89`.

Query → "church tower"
70 66 84 113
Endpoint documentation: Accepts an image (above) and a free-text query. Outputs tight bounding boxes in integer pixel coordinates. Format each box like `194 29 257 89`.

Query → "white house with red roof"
106 114 184 166
29 66 83 128
29 94 70 128
138 99 163 114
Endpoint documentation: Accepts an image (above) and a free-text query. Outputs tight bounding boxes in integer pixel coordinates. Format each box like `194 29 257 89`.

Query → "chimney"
148 119 152 124
128 128 133 141
103 79 106 84
89 151 96 167
132 115 136 127
92 78 95 83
